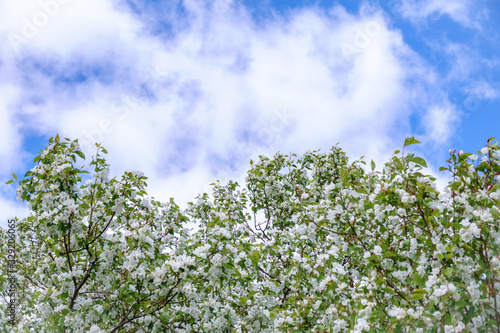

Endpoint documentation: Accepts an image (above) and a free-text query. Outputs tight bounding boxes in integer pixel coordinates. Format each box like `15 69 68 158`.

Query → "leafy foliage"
1 136 499 332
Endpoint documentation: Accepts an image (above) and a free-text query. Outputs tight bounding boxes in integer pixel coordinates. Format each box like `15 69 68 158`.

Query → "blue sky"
0 0 498 228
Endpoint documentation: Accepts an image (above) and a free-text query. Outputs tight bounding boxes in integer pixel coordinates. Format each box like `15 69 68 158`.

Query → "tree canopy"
1 135 499 332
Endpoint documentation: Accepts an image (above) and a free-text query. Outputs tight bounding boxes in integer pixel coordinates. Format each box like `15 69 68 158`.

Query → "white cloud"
397 0 482 29
0 197 27 229
0 0 144 57
0 85 23 175
0 0 460 219
465 78 500 100
0 175 28 229
422 102 461 145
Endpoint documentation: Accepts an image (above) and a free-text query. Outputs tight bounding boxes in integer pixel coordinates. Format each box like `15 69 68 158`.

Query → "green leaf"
52 314 60 327
424 186 435 193
409 293 424 301
12 173 17 180
487 319 498 326
411 157 428 168
75 151 85 159
350 311 357 330
490 207 500 218
412 289 427 294
404 136 421 147
5 180 14 184
55 134 60 143
250 250 260 266
381 287 395 295
371 160 375 171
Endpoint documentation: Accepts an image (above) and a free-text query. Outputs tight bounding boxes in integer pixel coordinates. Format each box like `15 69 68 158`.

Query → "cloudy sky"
0 0 499 228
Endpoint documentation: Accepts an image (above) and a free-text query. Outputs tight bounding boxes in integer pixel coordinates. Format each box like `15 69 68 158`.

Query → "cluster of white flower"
459 220 481 242
1 137 499 332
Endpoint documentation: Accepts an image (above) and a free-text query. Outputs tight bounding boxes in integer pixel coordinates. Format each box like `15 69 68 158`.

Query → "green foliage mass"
0 136 499 332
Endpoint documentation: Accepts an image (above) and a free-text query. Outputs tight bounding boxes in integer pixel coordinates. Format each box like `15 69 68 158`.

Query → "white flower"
388 307 406 320
410 238 418 251
469 223 481 237
324 183 336 194
89 324 104 333
473 209 493 222
481 147 489 155
436 243 445 253
210 253 223 266
152 267 166 285
182 282 195 296
433 284 448 297
491 257 500 269
459 227 473 242
373 245 382 256
426 275 438 289
444 325 454 333
130 170 145 177
54 304 66 313
168 254 196 272
392 270 407 279
193 244 211 259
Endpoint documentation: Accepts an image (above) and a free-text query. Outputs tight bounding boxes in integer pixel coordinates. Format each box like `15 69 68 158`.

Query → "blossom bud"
449 149 452 155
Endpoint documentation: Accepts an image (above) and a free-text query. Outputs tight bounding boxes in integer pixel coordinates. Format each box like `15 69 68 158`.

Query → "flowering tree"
1 135 499 332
